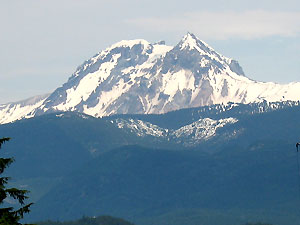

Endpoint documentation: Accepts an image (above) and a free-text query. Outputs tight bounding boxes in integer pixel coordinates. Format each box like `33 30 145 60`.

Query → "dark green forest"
37 215 273 225
37 215 134 225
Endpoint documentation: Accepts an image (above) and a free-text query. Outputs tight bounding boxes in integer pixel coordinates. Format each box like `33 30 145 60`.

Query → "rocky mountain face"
1 33 300 124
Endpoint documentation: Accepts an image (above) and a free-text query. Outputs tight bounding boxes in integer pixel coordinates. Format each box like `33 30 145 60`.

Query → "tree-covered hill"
37 215 135 225
1 103 300 225
28 144 299 225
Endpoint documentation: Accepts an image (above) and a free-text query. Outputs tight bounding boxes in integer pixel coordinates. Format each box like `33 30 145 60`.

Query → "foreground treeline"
37 215 135 225
36 215 273 225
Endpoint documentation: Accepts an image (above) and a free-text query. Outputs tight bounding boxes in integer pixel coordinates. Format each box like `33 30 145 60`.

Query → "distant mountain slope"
0 104 242 179
2 101 300 180
1 33 300 124
0 112 134 179
0 94 49 124
112 117 237 147
107 100 300 129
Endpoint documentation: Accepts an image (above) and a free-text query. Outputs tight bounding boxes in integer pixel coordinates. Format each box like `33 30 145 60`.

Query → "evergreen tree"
0 137 33 225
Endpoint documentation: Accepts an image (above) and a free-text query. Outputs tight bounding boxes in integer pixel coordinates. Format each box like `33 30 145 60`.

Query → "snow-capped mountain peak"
180 32 211 52
1 33 300 124
110 39 151 49
177 32 226 62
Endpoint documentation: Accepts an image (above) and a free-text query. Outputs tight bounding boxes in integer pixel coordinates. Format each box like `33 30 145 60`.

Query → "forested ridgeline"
37 215 135 225
36 215 273 225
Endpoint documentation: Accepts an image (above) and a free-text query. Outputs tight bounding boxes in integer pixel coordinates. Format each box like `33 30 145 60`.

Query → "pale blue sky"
1 0 300 104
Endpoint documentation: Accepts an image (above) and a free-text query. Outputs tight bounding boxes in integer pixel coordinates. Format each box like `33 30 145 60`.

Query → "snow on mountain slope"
172 117 238 140
1 32 300 124
114 118 168 137
113 117 238 147
0 94 49 124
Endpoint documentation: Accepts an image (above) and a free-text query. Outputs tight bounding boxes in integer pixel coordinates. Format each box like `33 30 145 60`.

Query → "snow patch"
113 117 238 146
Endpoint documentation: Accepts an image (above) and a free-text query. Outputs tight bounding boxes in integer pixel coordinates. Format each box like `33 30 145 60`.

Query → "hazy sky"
1 0 300 104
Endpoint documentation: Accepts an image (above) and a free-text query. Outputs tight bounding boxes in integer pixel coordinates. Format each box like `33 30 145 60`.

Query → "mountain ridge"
1 33 300 124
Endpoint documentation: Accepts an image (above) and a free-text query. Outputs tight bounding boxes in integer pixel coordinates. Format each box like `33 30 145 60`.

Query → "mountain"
1 33 300 124
2 102 300 225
